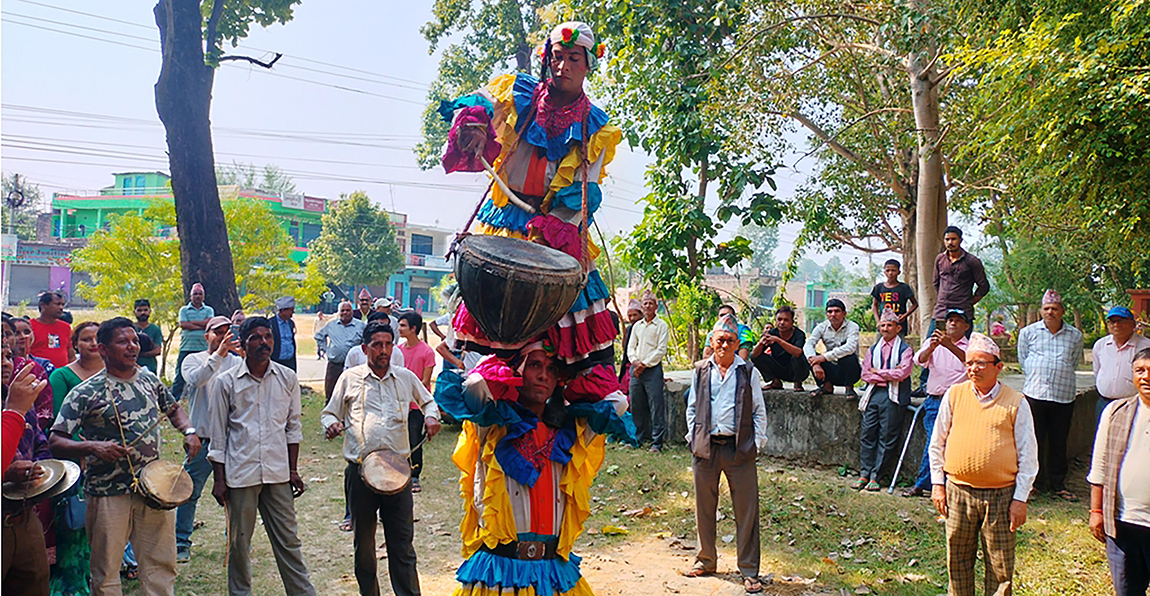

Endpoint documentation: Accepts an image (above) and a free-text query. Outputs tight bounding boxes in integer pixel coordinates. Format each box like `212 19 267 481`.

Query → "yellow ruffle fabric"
451 418 608 560
453 577 596 596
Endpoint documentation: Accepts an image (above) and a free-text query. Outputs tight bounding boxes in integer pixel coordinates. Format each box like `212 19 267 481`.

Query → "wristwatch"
183 427 198 436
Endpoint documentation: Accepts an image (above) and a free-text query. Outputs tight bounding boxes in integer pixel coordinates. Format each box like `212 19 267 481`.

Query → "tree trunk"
154 0 240 316
901 210 920 336
909 51 944 332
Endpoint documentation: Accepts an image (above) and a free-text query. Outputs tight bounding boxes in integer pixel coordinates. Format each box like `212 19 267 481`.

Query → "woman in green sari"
46 321 101 596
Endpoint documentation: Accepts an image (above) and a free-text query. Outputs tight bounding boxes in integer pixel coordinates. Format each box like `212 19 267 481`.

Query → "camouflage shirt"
51 368 176 497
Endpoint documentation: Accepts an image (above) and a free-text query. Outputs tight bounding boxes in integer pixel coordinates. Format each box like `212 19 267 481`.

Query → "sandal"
865 480 881 492
850 477 868 490
685 565 713 578
901 487 925 498
810 386 831 397
744 576 763 594
1054 489 1079 502
339 517 353 532
123 565 139 581
411 478 422 494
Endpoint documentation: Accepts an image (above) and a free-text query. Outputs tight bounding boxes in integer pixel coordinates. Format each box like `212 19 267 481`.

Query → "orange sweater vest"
943 381 1023 489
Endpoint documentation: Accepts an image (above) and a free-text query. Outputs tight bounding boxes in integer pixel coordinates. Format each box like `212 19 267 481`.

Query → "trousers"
692 440 760 579
629 363 666 448
859 389 904 480
175 438 213 549
2 508 50 596
345 463 421 596
87 494 176 596
225 483 317 596
914 396 943 490
945 482 1016 596
1026 397 1074 491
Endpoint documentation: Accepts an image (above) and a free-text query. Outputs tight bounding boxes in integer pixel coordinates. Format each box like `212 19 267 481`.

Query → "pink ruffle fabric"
471 357 523 401
527 215 582 261
451 302 534 352
442 105 502 174
564 364 619 403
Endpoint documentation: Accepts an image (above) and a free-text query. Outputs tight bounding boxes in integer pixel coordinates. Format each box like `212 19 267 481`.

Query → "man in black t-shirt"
750 305 809 390
870 259 918 337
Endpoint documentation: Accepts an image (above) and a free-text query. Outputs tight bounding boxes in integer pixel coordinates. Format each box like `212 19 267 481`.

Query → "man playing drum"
435 342 632 595
206 317 317 596
320 320 441 596
48 317 201 596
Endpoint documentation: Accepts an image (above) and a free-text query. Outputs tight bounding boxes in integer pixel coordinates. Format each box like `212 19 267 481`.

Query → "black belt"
710 435 736 445
479 538 560 560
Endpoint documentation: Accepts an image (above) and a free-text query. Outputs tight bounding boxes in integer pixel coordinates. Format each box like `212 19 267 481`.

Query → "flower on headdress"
595 43 605 59
560 27 578 46
537 44 546 58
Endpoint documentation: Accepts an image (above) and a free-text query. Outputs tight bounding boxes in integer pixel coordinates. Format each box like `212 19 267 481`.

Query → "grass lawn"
130 380 1114 595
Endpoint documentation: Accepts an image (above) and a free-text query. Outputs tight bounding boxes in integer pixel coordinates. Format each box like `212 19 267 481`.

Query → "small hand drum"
137 460 193 510
359 450 412 495
454 235 586 346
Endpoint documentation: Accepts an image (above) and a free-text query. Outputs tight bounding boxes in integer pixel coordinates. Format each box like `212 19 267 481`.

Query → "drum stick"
478 156 536 214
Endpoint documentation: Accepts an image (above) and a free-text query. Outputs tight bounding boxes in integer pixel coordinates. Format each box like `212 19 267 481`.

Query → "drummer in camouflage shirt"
49 317 200 596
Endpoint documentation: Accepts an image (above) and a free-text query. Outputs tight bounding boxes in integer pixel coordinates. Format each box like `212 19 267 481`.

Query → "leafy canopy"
309 191 403 286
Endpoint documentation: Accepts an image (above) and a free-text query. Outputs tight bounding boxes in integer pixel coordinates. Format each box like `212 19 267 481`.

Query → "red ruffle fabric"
451 302 534 351
564 364 619 403
546 306 618 361
442 105 502 174
527 215 582 261
471 357 523 402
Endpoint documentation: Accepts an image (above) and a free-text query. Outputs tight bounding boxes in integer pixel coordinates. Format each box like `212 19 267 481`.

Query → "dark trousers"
273 355 297 372
2 509 49 596
820 353 862 388
1026 397 1074 492
629 363 666 448
408 409 424 480
325 360 345 402
692 440 760 578
345 463 420 596
754 354 810 385
1106 520 1150 596
171 349 195 399
859 389 905 480
1096 396 1117 432
914 396 943 490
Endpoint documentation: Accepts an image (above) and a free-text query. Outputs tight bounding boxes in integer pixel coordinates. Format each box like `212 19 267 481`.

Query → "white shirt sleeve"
803 323 824 359
206 375 231 465
928 386 955 486
320 372 350 431
750 366 768 451
1012 398 1039 502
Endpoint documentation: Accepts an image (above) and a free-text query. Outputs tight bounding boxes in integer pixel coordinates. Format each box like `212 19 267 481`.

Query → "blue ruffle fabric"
552 183 602 226
568 269 609 314
476 197 535 235
456 535 584 593
566 401 636 444
438 94 495 123
512 73 610 162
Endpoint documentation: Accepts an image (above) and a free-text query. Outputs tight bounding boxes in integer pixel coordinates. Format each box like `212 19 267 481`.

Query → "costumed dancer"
435 19 635 595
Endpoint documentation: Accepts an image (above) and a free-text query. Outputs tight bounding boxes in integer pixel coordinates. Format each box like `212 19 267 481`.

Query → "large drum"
454 235 586 346
359 450 411 495
137 460 193 510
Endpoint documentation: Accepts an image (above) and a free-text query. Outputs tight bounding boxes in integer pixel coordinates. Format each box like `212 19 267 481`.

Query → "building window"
300 223 321 247
122 178 131 193
393 282 404 305
410 233 433 256
134 175 146 194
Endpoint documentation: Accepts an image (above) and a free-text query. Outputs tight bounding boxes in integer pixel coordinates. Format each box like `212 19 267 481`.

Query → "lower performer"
436 342 632 595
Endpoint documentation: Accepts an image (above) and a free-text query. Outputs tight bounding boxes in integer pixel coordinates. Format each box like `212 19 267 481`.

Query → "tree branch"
204 0 225 62
829 231 899 253
792 107 913 167
219 53 284 69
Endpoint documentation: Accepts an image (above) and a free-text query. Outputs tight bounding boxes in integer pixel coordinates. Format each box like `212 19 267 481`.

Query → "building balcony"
404 251 452 271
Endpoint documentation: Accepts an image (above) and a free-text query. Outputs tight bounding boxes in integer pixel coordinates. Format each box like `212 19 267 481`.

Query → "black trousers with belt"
345 462 420 596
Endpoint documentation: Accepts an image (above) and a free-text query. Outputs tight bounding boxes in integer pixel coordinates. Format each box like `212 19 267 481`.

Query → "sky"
1 0 897 273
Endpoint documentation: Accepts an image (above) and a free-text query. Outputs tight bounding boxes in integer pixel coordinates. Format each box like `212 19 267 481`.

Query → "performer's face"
550 46 588 95
519 351 559 407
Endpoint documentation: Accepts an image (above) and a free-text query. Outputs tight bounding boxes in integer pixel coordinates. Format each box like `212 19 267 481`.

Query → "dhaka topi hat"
275 296 295 310
967 332 1000 358
713 314 739 336
627 299 641 314
358 288 372 300
1041 289 1063 305
879 306 899 324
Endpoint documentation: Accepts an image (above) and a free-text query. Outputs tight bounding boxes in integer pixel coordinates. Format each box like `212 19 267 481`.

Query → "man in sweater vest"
1087 347 1150 596
685 315 768 594
929 332 1038 596
853 307 913 491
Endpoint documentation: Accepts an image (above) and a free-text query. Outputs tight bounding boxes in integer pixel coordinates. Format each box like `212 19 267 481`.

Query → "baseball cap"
1106 306 1135 320
945 308 971 323
205 316 232 331
373 297 394 309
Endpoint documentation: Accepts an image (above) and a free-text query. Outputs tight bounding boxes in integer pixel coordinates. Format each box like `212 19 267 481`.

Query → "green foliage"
310 191 403 286
72 199 324 319
736 221 779 273
1 173 44 241
215 161 297 194
662 283 721 367
201 0 301 64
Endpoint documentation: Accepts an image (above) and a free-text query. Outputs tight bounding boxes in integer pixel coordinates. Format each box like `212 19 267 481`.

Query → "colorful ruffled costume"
438 20 635 595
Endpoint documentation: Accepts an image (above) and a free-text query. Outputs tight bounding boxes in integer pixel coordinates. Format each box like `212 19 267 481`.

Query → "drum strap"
107 387 140 494
356 376 428 464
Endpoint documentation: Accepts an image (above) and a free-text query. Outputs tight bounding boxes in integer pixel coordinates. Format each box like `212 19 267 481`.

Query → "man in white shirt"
626 289 670 452
321 320 441 596
207 317 317 596
1088 347 1150 596
803 299 862 397
684 315 767 594
1092 306 1150 427
175 315 242 562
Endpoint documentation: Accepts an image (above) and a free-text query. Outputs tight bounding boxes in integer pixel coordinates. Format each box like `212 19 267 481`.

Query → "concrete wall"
660 369 1100 483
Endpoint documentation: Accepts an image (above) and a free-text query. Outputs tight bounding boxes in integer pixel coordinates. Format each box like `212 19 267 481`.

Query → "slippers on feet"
339 518 353 532
865 480 881 492
850 478 868 490
1054 489 1079 502
684 566 713 578
744 576 763 594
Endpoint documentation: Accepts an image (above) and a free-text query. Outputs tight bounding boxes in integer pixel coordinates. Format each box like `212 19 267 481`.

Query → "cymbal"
40 460 82 501
2 459 68 501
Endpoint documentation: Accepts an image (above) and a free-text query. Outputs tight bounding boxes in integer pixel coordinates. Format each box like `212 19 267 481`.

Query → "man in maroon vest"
685 314 768 594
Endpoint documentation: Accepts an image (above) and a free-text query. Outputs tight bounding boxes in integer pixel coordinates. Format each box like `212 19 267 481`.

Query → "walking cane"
888 401 925 494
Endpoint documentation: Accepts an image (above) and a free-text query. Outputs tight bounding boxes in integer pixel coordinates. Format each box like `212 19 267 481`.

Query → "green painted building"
51 172 326 262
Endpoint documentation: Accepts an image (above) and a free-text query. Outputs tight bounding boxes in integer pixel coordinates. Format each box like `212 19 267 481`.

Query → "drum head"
2 459 68 502
139 460 193 507
360 451 411 495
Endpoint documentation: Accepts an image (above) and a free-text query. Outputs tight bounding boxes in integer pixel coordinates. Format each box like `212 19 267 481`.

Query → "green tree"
416 0 548 169
1 173 44 241
215 161 297 194
737 221 779 273
310 191 403 286
154 0 299 316
72 198 324 376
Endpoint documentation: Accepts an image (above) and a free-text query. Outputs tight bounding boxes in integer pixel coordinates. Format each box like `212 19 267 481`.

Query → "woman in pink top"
397 312 436 493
